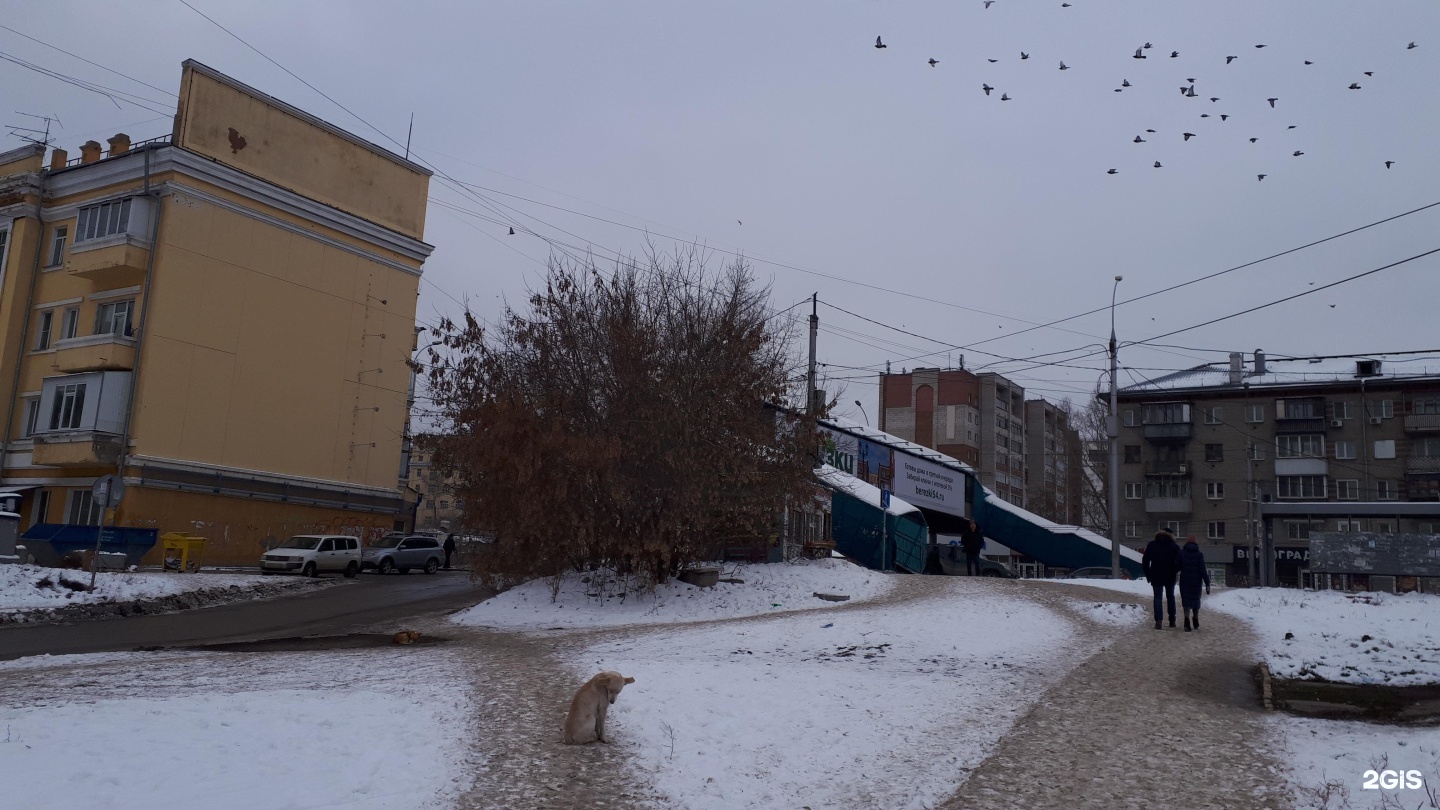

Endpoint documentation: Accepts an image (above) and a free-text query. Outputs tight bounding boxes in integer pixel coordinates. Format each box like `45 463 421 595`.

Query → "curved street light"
854 400 870 425
1109 275 1124 579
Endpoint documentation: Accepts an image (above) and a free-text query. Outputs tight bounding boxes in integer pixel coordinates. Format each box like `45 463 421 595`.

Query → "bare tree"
420 246 818 588
1058 393 1111 536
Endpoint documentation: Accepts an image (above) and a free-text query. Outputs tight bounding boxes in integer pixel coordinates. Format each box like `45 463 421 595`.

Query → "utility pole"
1246 441 1256 585
1108 276 1123 578
806 293 818 414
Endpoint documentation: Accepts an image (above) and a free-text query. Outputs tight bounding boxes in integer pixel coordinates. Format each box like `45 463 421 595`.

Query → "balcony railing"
1145 496 1192 514
1143 423 1192 443
1275 417 1329 433
1404 414 1440 433
1146 459 1190 476
1406 456 1440 474
61 135 171 168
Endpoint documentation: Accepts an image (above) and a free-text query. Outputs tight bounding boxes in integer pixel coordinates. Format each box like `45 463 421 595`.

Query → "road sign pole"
87 474 125 592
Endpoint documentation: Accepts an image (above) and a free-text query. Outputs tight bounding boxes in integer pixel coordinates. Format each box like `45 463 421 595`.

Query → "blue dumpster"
20 524 158 568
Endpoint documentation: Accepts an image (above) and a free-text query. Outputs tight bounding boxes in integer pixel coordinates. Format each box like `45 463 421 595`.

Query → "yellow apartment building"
0 60 433 565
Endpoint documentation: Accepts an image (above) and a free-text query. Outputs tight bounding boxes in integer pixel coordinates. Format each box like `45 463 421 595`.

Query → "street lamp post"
1109 275 1124 579
854 400 869 426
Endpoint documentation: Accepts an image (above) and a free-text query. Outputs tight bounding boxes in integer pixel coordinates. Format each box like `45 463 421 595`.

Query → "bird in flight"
1226 55 1238 64
929 59 940 66
1349 82 1361 89
508 227 515 235
1255 44 1266 48
1154 161 1162 168
1364 71 1374 76
1210 97 1220 102
1200 113 1210 118
1258 174 1266 181
1133 48 1146 59
984 0 994 7
1061 2 1070 6
989 58 999 63
1408 42 1418 49
1287 125 1297 129
1304 60 1314 65
1267 98 1278 107
1170 50 1179 58
875 36 887 49
1249 137 1258 142
1146 129 1156 133
1122 79 1131 87
1143 42 1153 49
983 83 994 95
1293 150 1304 156
1059 61 1070 70
1107 169 1118 174
1187 77 1196 83
1021 51 1030 60
1186 86 1198 97
1134 135 1146 143
1220 114 1229 121
1183 132 1196 140
1000 92 1011 101
1386 160 1395 168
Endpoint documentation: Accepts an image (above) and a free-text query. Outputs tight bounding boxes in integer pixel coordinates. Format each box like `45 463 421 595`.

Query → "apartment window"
1285 520 1323 540
1206 482 1224 500
438 500 451 509
31 489 51 528
1204 443 1223 463
1200 406 1220 425
1276 398 1324 419
1377 480 1400 501
1332 401 1353 420
1145 479 1190 499
1336 479 1360 500
1124 521 1138 538
1123 409 1137 427
1160 520 1185 536
1124 483 1142 500
1244 404 1264 423
1123 445 1141 464
22 398 40 438
1336 518 1361 532
61 307 80 340
1412 399 1440 416
997 415 1009 432
66 490 103 526
1379 399 1394 419
1142 402 1190 425
94 299 135 337
1207 521 1226 540
0 230 7 270
1416 437 1440 458
1276 475 1326 499
48 383 86 430
35 310 53 350
1374 440 1396 460
47 226 69 267
1247 443 1265 461
1334 441 1356 460
1276 434 1325 459
75 198 132 243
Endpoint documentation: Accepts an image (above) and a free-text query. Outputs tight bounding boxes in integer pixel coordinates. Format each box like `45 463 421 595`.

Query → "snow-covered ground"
1272 715 1440 809
1029 577 1156 598
451 558 891 631
0 563 309 615
1211 588 1440 686
572 580 1101 810
0 647 476 810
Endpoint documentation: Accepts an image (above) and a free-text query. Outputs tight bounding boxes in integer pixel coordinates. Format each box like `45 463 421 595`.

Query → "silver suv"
361 534 444 575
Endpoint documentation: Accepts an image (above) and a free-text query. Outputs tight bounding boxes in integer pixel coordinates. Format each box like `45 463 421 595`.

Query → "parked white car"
260 535 361 578
361 534 444 575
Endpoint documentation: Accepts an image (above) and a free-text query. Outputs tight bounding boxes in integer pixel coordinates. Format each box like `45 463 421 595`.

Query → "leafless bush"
422 246 817 589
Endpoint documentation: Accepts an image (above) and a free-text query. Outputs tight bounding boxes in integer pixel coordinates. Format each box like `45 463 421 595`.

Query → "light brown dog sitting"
562 671 635 744
392 630 423 645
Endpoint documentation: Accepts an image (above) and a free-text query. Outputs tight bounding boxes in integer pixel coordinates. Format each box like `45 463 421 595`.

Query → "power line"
0 50 172 114
0 23 178 99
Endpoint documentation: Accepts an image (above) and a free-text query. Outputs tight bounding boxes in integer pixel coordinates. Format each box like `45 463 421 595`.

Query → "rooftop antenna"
5 111 62 147
404 112 414 160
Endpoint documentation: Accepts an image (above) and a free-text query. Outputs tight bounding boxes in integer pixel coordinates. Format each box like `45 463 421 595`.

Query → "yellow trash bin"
160 532 207 573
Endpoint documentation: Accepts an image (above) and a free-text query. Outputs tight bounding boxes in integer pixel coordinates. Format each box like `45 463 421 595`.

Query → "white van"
260 535 361 578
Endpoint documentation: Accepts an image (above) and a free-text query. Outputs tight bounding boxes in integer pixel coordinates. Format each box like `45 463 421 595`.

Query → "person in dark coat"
1177 539 1212 631
442 532 457 570
959 520 985 576
1142 530 1182 629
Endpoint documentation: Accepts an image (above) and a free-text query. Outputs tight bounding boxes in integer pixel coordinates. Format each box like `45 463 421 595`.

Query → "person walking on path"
443 531 457 570
1142 530 1181 629
960 520 985 576
1177 538 1212 631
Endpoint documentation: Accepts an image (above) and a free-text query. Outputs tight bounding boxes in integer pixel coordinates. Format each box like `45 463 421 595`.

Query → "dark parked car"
361 534 444 574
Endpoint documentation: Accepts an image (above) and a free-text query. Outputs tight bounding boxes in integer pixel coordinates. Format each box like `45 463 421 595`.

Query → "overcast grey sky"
6 1 1439 422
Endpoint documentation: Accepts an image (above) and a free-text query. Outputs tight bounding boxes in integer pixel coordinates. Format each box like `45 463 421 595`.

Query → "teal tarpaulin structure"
970 481 1145 577
819 465 928 573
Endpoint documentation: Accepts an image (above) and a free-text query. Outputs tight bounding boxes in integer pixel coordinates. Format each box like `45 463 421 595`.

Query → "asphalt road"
0 571 493 661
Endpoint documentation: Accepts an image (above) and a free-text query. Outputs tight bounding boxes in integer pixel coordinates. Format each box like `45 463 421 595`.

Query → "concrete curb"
1259 661 1274 710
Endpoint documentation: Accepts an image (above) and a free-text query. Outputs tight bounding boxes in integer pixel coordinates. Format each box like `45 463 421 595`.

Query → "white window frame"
1160 520 1185 536
30 489 50 528
1276 475 1326 499
75 198 132 243
1377 480 1399 501
1207 521 1226 540
1247 443 1265 461
1124 521 1138 538
66 489 103 526
61 306 80 340
1244 404 1264 423
1379 399 1395 419
1123 409 1138 427
1124 483 1142 500
48 225 68 267
1206 482 1224 500
94 299 135 337
1334 440 1356 460
1332 401 1352 420
48 382 86 431
1203 406 1222 425
1335 479 1360 500
1276 434 1325 459
35 310 53 350
21 396 40 438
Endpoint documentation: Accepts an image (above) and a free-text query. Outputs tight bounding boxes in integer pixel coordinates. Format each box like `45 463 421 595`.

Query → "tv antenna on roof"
5 111 62 147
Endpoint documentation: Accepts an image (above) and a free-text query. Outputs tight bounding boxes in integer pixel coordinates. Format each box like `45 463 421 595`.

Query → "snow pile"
1272 715 1440 808
0 564 293 614
1031 577 1156 598
577 580 1099 810
1212 588 1440 685
451 558 891 630
1 648 475 809
1076 600 1149 627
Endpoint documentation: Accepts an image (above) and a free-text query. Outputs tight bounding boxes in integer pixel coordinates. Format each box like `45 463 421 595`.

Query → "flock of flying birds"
873 29 1420 181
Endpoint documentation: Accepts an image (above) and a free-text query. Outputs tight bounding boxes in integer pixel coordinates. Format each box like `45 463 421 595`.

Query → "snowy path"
937 589 1290 810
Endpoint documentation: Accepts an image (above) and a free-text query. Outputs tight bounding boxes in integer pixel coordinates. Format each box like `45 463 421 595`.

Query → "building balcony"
1142 423 1192 443
1275 458 1328 476
1404 414 1440 434
1145 497 1192 513
49 334 135 373
31 430 124 467
1406 456 1440 474
1146 459 1191 476
1275 417 1329 433
66 234 149 286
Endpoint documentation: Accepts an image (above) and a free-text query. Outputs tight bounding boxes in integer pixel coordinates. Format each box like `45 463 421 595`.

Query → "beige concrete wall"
129 185 418 490
174 62 429 239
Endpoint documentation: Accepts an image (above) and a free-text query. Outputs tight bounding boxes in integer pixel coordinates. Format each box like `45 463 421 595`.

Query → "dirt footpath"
939 587 1291 810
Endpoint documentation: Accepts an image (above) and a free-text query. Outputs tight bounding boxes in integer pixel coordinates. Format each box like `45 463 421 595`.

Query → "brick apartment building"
1023 398 1084 526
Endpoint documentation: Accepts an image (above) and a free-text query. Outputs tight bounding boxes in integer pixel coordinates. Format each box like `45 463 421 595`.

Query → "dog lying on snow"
563 671 635 744
392 630 423 645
